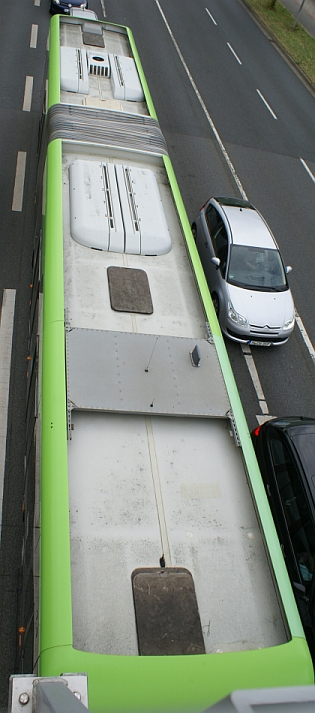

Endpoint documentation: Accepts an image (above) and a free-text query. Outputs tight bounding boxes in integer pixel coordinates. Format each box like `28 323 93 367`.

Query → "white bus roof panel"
128 165 172 256
69 159 172 255
69 160 110 250
107 163 125 253
109 54 144 102
115 164 140 255
60 46 89 94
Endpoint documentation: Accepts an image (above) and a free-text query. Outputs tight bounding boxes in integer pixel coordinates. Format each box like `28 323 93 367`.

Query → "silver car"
192 197 295 346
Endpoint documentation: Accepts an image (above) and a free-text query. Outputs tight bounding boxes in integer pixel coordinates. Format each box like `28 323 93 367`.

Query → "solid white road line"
12 152 27 212
0 290 16 544
241 344 269 414
205 8 217 25
34 0 41 5
256 89 277 119
295 309 315 363
227 43 242 65
30 24 38 49
300 157 315 184
23 76 34 112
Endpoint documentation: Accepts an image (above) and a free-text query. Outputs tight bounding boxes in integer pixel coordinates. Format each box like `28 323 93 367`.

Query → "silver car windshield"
227 245 288 291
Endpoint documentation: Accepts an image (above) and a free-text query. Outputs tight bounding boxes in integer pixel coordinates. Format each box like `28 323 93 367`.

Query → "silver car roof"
221 205 277 249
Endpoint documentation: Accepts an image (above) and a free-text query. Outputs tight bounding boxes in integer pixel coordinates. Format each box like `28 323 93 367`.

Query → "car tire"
191 224 197 242
211 293 219 317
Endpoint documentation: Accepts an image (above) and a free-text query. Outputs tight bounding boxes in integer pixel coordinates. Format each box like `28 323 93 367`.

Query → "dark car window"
205 205 228 276
270 437 315 585
291 430 315 482
205 204 221 236
214 226 228 277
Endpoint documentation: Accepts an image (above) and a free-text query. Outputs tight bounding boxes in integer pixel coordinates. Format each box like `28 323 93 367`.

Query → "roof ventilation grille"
87 51 110 77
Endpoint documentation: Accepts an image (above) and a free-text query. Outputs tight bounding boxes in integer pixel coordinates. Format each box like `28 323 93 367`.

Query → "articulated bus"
21 12 313 713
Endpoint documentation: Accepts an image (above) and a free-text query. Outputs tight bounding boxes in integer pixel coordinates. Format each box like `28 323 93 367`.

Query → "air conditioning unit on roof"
60 47 89 94
109 55 144 102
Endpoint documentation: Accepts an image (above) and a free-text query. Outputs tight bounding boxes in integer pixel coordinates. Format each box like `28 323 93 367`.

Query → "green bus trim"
40 639 312 713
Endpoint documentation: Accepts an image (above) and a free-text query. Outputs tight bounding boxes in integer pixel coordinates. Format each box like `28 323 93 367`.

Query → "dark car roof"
270 418 315 501
288 426 315 497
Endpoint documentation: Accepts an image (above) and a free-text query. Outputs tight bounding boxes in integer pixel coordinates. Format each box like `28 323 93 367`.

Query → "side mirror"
211 257 221 269
285 266 292 274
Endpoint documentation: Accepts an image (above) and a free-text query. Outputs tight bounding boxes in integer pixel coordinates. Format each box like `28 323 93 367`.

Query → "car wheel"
191 224 197 242
211 293 219 317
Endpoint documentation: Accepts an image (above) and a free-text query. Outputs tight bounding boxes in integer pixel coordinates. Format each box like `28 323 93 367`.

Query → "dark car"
252 416 315 658
50 0 88 14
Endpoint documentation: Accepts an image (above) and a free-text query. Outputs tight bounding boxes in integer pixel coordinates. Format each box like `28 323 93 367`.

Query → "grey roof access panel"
66 328 230 417
107 266 153 313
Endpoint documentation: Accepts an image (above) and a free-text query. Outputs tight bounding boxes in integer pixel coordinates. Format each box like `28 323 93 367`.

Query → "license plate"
248 340 272 347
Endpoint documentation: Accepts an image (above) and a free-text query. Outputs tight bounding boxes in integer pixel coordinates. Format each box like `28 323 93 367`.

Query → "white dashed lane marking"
23 76 34 112
205 8 217 25
300 158 315 184
30 24 38 48
256 89 277 119
227 43 242 65
12 152 27 212
0 290 16 545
